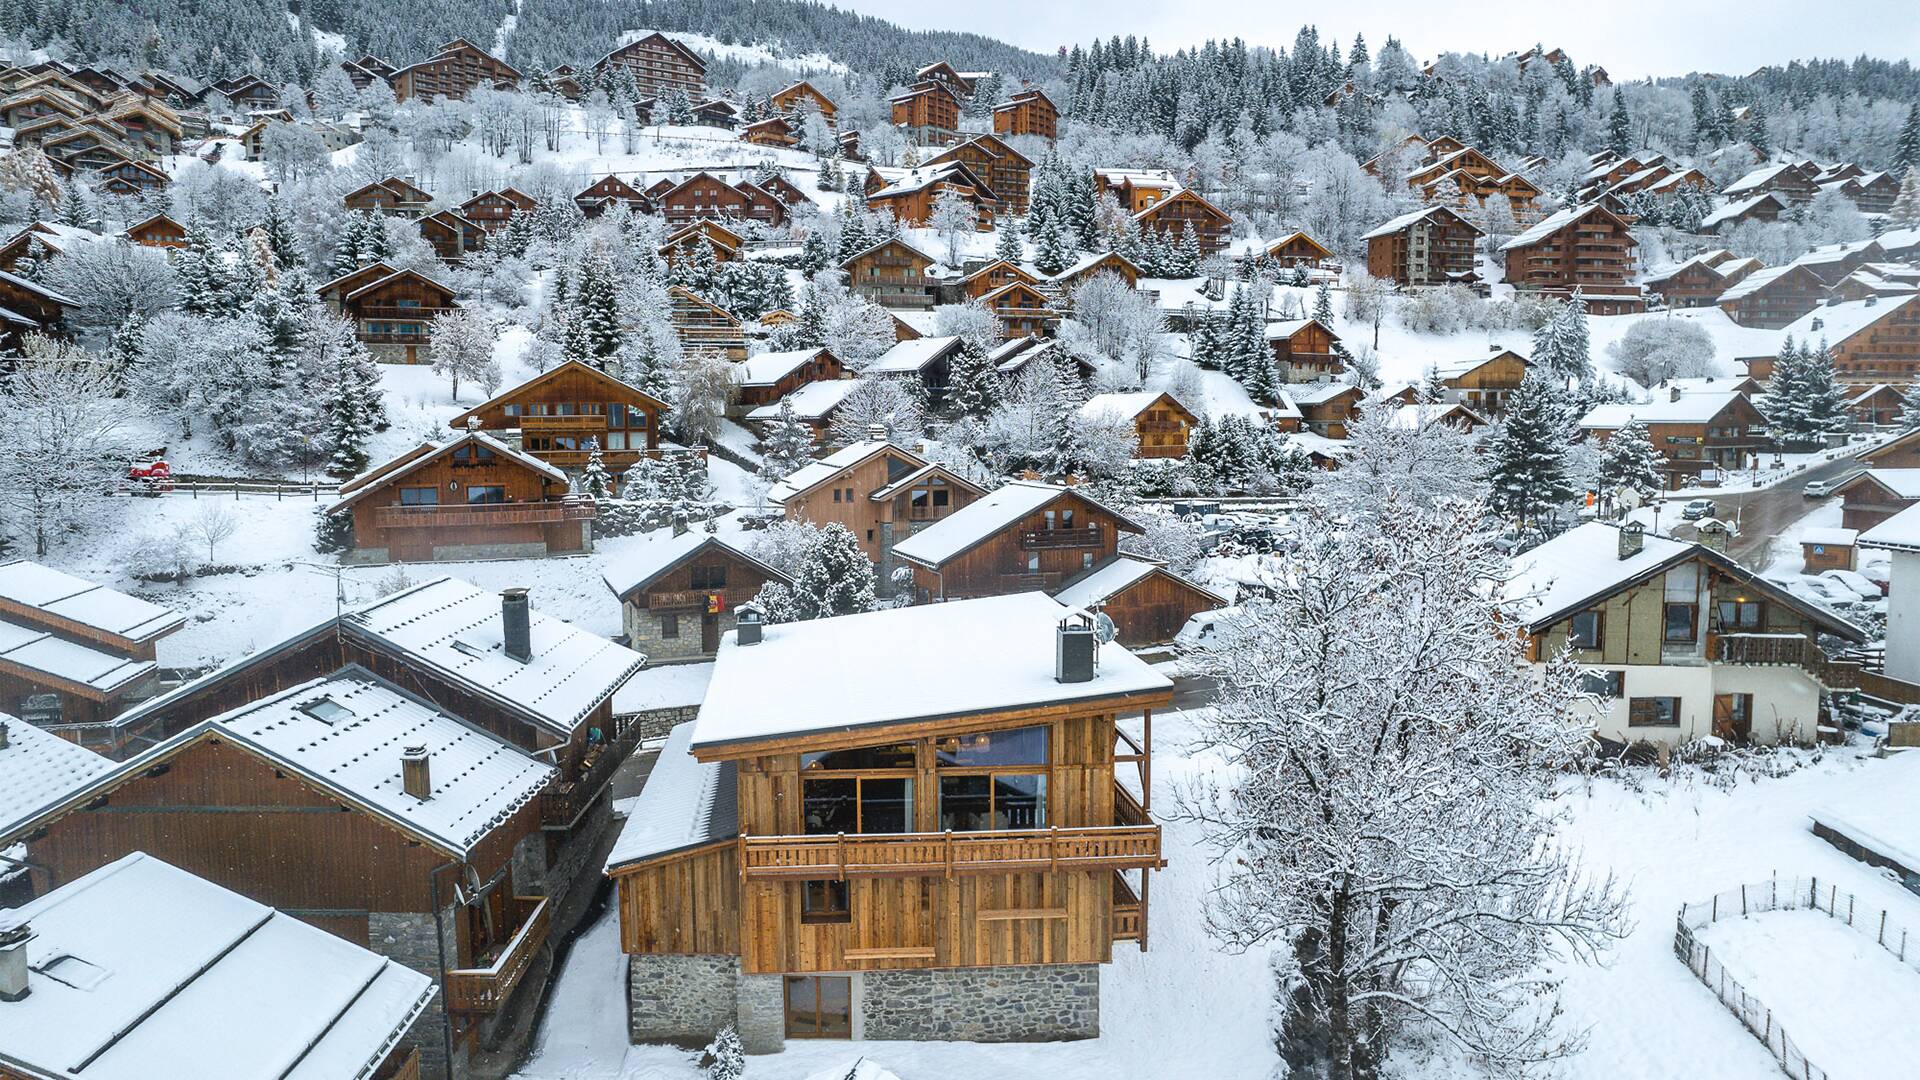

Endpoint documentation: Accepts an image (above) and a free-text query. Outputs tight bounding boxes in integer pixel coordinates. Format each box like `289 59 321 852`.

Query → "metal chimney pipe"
502 588 531 662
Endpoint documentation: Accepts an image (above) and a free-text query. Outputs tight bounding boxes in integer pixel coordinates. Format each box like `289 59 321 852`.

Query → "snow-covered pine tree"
945 337 1000 420
1888 169 1920 230
760 397 816 477
1173 224 1202 277
1895 104 1920 174
1596 418 1664 503
260 198 300 269
1035 218 1077 275
1312 280 1335 326
319 326 383 478
701 1026 744 1080
1606 88 1633 156
1766 335 1811 446
176 225 231 317
1482 372 1575 527
995 217 1025 265
798 230 831 275
565 252 625 369
1799 338 1850 442
580 438 614 499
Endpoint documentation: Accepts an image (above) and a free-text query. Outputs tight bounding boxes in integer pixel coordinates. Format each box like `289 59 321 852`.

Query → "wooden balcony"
372 501 594 529
1020 526 1104 549
442 895 549 1014
1715 633 1860 690
1112 871 1144 945
542 712 645 830
740 824 1163 880
1137 420 1186 433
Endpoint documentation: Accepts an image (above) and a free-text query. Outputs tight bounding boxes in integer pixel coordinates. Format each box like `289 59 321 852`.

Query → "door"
701 613 720 653
1713 693 1753 742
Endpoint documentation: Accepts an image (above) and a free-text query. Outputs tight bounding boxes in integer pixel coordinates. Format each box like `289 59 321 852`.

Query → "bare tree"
190 504 239 563
928 187 976 267
0 347 131 555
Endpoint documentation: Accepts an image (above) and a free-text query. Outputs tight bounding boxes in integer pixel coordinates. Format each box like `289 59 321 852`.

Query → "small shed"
1802 527 1859 573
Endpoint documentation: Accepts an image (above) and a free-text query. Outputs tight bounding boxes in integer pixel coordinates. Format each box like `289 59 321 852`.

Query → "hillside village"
2 7 1920 1080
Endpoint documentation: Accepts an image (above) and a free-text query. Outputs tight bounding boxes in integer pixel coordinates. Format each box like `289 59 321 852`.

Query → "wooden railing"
442 895 549 1014
372 501 595 529
739 825 1162 880
382 1046 422 1080
542 714 645 829
1020 526 1103 549
1137 421 1186 433
1715 633 1860 690
1112 871 1143 944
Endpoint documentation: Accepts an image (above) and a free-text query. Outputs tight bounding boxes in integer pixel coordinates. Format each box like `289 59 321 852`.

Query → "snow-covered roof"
1780 295 1920 347
0 617 155 696
1809 749 1920 879
746 377 857 423
691 593 1173 751
1851 468 1920 500
1802 527 1859 548
1047 249 1139 281
1288 381 1364 406
894 481 1133 568
870 335 962 374
1500 202 1619 251
1094 167 1178 187
0 714 110 838
762 440 902 503
1722 162 1795 196
0 852 433 1080
1580 391 1744 429
1079 390 1184 422
1699 192 1786 231
734 348 830 388
868 163 980 199
1052 556 1222 611
604 720 735 871
1361 205 1480 241
1262 317 1327 341
1860 501 1920 553
333 430 566 512
1285 431 1353 458
601 529 785 601
1383 401 1482 429
1714 263 1801 303
0 560 183 643
341 578 646 740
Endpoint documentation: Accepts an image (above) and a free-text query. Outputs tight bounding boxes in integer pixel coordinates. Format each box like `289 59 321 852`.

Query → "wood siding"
912 493 1128 600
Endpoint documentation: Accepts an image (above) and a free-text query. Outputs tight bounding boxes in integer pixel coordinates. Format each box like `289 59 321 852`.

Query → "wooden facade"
924 135 1034 217
1088 565 1226 648
890 81 961 141
770 81 836 121
1293 384 1366 439
448 360 668 470
774 443 985 565
1838 471 1920 532
993 88 1058 140
1088 392 1198 460
457 188 536 233
1501 203 1642 313
866 163 998 230
1262 231 1336 268
1647 251 1758 308
843 238 936 310
1364 206 1482 286
122 212 187 248
669 285 747 359
608 535 789 662
1584 395 1772 489
734 347 847 409
1132 189 1231 254
330 435 591 562
1819 297 1920 384
418 210 487 263
1439 349 1531 415
330 267 458 364
741 116 798 148
1719 265 1830 328
594 33 706 100
903 490 1139 602
981 280 1058 337
655 171 752 225
389 39 520 102
1266 319 1343 382
346 176 434 216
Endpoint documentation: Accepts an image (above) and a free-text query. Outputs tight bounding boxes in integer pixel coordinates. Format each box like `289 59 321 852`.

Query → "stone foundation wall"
622 603 728 664
628 953 741 1045
620 704 701 742
860 965 1100 1042
371 906 463 1080
734 973 787 1054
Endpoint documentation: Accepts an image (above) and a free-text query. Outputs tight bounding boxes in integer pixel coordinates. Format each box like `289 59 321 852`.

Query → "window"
1082 553 1095 570
803 776 912 834
935 726 1048 831
1663 603 1697 643
452 443 495 464
1628 696 1682 727
833 488 842 503
608 403 625 427
1568 610 1602 650
690 563 727 590
399 486 438 506
932 488 950 507
1579 670 1624 697
800 880 850 923
1027 553 1040 572
802 744 915 771
785 975 851 1038
660 613 679 638
606 432 627 450
466 485 506 504
1717 600 1764 630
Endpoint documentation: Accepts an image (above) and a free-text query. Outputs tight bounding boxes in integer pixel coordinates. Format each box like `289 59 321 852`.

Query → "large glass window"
1717 600 1764 630
935 726 1048 832
399 486 438 506
935 726 1047 768
1663 603 1697 643
785 976 851 1038
466 485 506 504
803 777 911 834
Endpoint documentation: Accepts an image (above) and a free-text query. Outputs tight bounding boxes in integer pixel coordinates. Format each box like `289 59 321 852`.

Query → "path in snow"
1694 908 1920 1079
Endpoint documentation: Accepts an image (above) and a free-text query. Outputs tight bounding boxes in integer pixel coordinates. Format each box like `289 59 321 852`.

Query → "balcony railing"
1715 633 1860 690
442 895 549 1014
542 712 645 829
1137 420 1186 433
1112 871 1143 944
373 501 594 529
1020 526 1103 549
739 824 1163 880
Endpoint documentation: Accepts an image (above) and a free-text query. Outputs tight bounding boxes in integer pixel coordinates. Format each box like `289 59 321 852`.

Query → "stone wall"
734 973 787 1053
628 953 740 1045
860 965 1100 1042
371 906 463 1080
622 602 735 664
620 704 700 742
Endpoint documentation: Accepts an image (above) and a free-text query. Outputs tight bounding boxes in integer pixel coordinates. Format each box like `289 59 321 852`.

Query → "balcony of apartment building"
1715 633 1861 690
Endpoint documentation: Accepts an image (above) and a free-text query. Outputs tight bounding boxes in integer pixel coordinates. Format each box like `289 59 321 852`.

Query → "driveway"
1660 451 1871 566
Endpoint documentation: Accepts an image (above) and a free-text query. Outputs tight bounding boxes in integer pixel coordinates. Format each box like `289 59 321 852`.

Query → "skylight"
299 697 354 725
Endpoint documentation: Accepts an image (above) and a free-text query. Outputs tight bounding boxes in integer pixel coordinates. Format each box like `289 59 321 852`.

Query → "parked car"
1805 470 1867 498
1680 498 1716 520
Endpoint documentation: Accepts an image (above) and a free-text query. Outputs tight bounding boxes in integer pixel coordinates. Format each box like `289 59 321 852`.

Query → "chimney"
867 422 888 442
0 924 30 1002
1055 611 1097 684
401 745 432 801
0 720 8 751
1618 521 1645 561
501 588 531 662
671 510 689 538
735 601 765 646
1669 386 1682 402
1811 317 1824 332
1697 518 1730 553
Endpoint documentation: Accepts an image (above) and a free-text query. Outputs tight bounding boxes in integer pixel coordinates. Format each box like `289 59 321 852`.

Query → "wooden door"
701 613 720 653
1713 694 1752 742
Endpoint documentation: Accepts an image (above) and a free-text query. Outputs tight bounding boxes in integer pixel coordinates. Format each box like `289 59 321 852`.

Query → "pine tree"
1888 169 1920 229
1532 294 1591 387
56 182 92 230
1174 224 1202 277
176 225 231 317
320 327 384 478
1766 335 1810 446
995 218 1025 265
946 337 1000 420
260 198 300 269
1895 104 1920 174
1745 97 1772 158
1597 419 1664 504
565 253 625 368
798 230 831 275
1036 218 1076 275
1799 338 1849 442
1312 281 1335 327
1605 89 1633 156
760 397 816 477
580 439 613 499
1483 373 1574 527
701 1026 744 1080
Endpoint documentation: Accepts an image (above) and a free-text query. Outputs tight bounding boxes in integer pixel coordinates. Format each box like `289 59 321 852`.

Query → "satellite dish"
1094 611 1118 644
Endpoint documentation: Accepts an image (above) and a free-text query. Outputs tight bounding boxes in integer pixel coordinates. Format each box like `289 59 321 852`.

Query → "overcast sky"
832 0 1920 80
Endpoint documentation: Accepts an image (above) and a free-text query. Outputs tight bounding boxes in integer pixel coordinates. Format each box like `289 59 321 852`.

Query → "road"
1660 451 1871 567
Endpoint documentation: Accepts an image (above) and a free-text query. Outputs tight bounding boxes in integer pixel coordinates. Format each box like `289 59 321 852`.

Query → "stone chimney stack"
1697 518 1731 554
0 923 31 1002
1618 521 1646 560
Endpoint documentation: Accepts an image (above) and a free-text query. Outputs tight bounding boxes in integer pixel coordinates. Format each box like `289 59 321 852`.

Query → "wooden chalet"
1830 266 1920 304
1822 170 1899 215
1579 390 1771 489
660 220 745 266
741 115 799 148
870 335 967 409
1289 381 1366 438
981 280 1059 337
1779 295 1920 384
732 347 847 410
745 379 860 443
1402 145 1540 217
733 177 796 227
866 162 998 230
1794 240 1888 289
99 94 182 155
889 80 962 143
766 439 986 577
1837 469 1920 532
0 560 183 752
1717 264 1830 328
1046 251 1143 308
1646 250 1760 308
1434 349 1532 415
1848 384 1905 428
1699 192 1789 235
894 480 1143 602
593 32 706 100
603 529 790 662
1722 162 1820 206
545 64 586 100
322 264 459 364
843 237 937 309
1094 168 1180 213
457 187 537 233
753 171 812 209
0 852 433 1080
447 359 669 470
341 54 398 90
653 171 754 225
389 38 521 102
1054 556 1226 647
210 73 278 109
576 174 655 217
915 60 978 97
769 80 836 121
1078 391 1198 459
924 135 1035 217
91 157 170 196
1261 231 1336 269
605 593 1171 1050
0 268 73 350
1362 205 1482 286
1265 318 1344 382
669 285 747 359
418 209 487 263
1132 188 1231 255
346 176 434 216
1499 203 1643 314
993 87 1058 140
691 99 739 129
948 258 1040 302
331 433 593 562
121 212 187 249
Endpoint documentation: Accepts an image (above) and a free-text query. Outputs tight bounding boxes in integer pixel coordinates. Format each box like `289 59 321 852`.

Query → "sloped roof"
1580 391 1744 429
1700 192 1787 231
763 440 917 503
1052 556 1225 611
1860 502 1920 554
1780 295 1920 346
332 430 565 512
446 359 667 430
1078 390 1192 422
604 720 736 871
1500 202 1628 251
0 560 182 643
1361 204 1481 240
893 480 1142 569
0 714 111 838
870 335 963 374
746 378 859 423
0 618 154 698
733 348 834 387
0 853 433 1080
601 530 788 601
